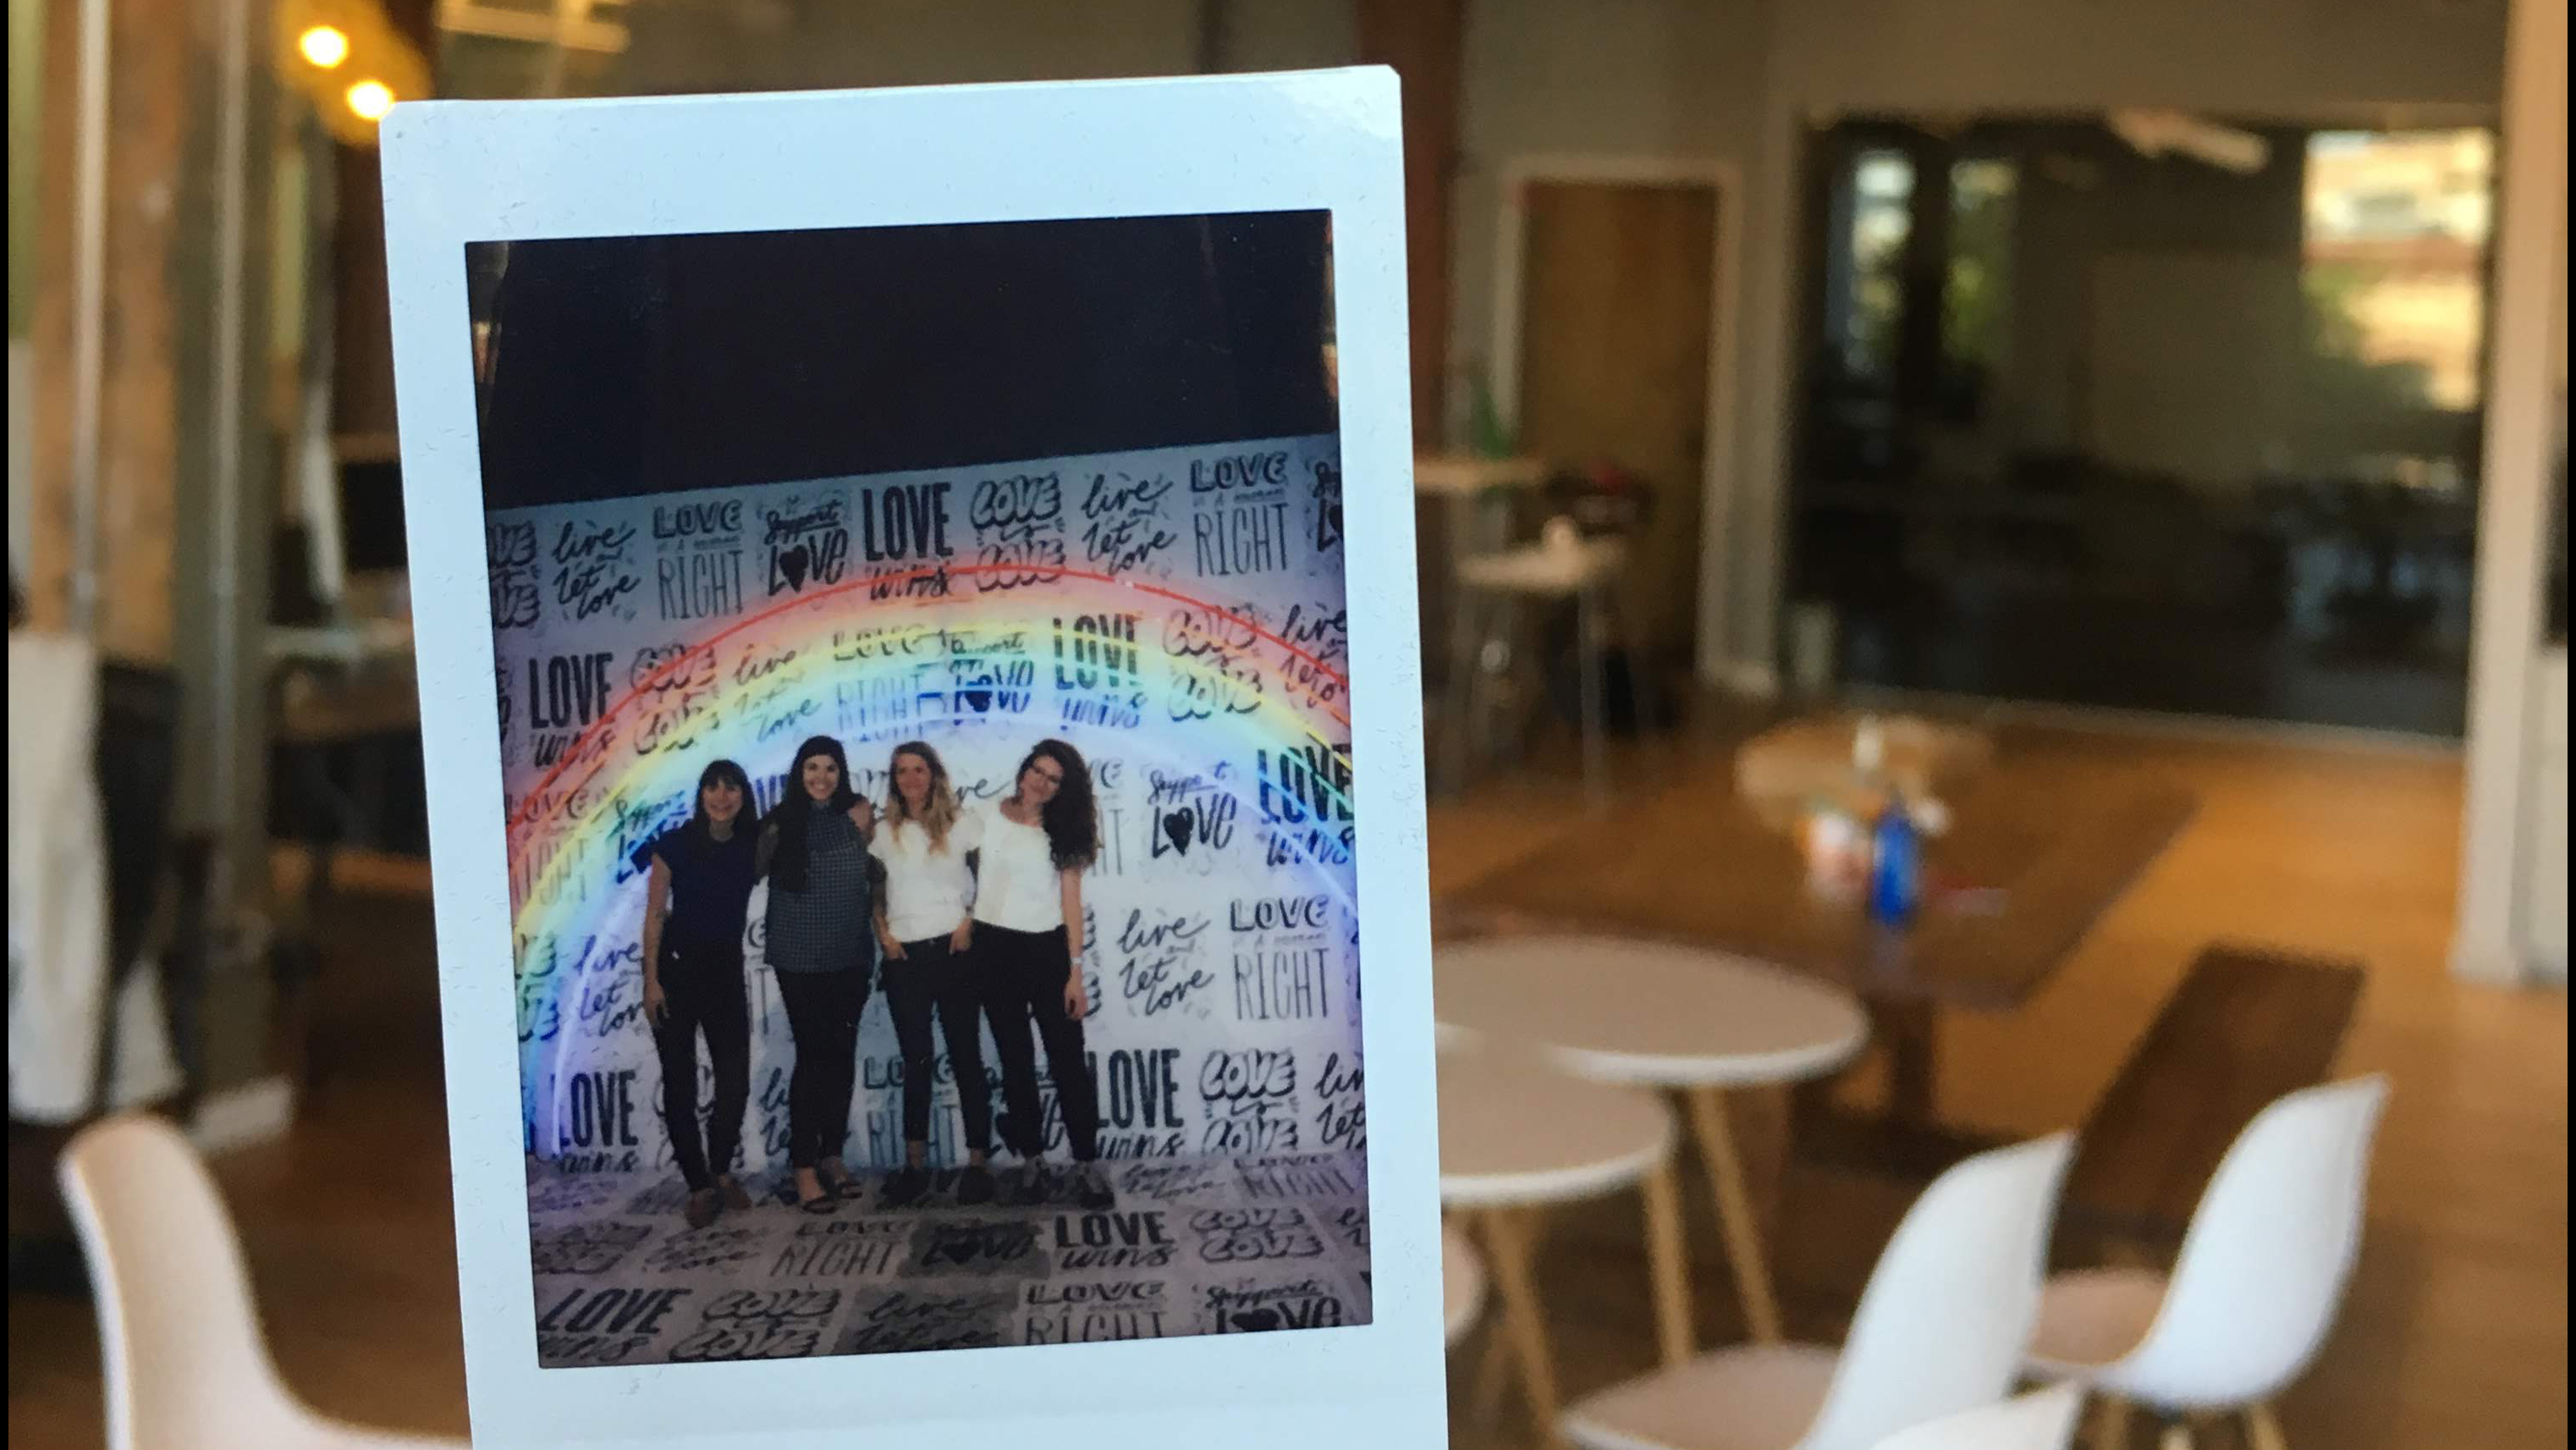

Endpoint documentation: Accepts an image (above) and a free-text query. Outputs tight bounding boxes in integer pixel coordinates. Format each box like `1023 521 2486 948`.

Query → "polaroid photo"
381 69 1442 1448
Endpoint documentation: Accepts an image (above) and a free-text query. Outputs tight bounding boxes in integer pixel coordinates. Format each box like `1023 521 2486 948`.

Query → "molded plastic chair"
58 1113 467 1450
2025 1076 2391 1450
1869 1385 2085 1450
1562 1133 2076 1450
1444 1218 1488 1347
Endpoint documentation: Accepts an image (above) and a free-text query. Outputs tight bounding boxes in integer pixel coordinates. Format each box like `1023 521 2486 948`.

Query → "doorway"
1494 158 1737 689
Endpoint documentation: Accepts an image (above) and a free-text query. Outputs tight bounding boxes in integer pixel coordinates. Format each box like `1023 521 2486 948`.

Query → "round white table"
1437 935 1871 1344
1439 1044 1691 1436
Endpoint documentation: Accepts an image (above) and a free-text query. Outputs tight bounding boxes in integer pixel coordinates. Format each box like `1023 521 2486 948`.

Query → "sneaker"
1011 1165 1051 1205
715 1176 753 1213
882 1166 930 1207
685 1188 720 1230
955 1165 995 1206
1073 1164 1113 1211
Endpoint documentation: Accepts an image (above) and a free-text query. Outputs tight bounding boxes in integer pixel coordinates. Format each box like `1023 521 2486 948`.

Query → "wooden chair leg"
2089 1392 2132 1450
1472 1318 1513 1423
1685 1085 1785 1342
1638 1159 1694 1369
1480 1207 1564 1441
2156 1420 2196 1450
2245 1403 2288 1450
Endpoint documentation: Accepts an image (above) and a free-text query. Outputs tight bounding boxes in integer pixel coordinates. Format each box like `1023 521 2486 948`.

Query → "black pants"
883 937 992 1156
650 940 751 1191
773 967 867 1170
980 923 1098 1162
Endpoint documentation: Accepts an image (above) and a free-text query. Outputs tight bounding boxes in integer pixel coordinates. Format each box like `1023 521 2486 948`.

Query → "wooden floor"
8 719 2567 1447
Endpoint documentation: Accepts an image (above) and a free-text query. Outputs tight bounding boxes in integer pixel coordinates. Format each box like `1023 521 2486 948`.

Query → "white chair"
2025 1076 2392 1450
58 1112 467 1450
1869 1385 2085 1450
1443 1218 1489 1348
1563 1133 2076 1450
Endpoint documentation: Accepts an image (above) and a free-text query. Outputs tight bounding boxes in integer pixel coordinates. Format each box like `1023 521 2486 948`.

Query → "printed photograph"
470 212 1368 1368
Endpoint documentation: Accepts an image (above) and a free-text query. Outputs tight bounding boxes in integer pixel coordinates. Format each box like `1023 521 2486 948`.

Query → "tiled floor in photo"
525 1151 1372 1367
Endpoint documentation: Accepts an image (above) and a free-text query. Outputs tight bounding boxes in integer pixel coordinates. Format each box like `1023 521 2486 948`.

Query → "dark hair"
765 735 856 894
1014 738 1098 872
686 758 753 842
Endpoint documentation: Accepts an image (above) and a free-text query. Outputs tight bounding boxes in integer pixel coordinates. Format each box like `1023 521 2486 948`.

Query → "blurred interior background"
6 2 2566 1447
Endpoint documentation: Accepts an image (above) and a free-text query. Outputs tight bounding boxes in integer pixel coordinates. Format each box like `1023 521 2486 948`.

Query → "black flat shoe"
955 1166 995 1206
1073 1165 1113 1211
799 1191 838 1215
1010 1166 1051 1205
881 1166 929 1207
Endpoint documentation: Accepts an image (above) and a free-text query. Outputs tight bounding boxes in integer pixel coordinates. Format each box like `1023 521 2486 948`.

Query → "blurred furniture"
1867 1385 2083 1450
58 1112 468 1450
2028 1078 2390 1450
2061 945 2365 1256
1451 532 1647 801
1436 936 1871 1343
1439 1044 1692 1435
1417 453 1548 791
268 632 420 1105
1734 714 1994 833
1561 1134 2075 1450
1447 745 2194 1131
8 646 199 1297
1444 1219 1488 1348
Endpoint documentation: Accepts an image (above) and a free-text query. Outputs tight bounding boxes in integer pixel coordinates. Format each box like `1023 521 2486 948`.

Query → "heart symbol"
1230 1309 1282 1332
778 543 811 591
1162 811 1195 855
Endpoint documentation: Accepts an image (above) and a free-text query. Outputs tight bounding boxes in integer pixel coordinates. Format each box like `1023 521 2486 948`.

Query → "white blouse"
868 809 983 944
971 806 1065 933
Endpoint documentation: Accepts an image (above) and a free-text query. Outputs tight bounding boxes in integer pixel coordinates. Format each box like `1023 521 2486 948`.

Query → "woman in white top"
868 742 993 1207
974 737 1112 1210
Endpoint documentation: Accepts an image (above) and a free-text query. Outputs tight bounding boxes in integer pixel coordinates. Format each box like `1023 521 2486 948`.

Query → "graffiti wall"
495 433 1363 1176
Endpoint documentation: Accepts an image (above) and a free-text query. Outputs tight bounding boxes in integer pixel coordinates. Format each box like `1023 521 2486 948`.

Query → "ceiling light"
297 24 350 68
345 79 395 121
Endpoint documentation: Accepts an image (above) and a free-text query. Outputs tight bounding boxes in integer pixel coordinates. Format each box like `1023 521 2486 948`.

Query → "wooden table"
1445 751 2195 1129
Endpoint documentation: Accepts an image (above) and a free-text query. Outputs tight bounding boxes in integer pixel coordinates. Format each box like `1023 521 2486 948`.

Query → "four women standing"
635 732 1111 1218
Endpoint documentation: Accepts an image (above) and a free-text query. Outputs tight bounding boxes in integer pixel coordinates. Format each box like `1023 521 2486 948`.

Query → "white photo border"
381 68 1443 1449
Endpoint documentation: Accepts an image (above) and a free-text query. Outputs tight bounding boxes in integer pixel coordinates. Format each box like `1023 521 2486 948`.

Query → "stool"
1438 935 1871 1345
1439 1043 1691 1442
1443 1218 1488 1348
1450 532 1649 802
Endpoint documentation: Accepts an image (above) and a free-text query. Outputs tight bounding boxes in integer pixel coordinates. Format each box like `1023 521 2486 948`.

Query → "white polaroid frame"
381 69 1443 1448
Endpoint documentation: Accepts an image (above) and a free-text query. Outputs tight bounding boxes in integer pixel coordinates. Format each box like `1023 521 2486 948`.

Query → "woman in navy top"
637 758 760 1227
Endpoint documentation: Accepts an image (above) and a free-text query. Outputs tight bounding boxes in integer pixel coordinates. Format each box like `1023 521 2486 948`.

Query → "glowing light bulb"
297 25 350 69
345 80 394 121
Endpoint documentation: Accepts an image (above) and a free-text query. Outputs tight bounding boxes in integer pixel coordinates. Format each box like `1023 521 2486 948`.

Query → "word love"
1230 894 1332 933
651 500 742 538
856 481 956 562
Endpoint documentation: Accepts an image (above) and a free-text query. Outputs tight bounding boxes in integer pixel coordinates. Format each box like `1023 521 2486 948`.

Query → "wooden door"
1516 179 1720 673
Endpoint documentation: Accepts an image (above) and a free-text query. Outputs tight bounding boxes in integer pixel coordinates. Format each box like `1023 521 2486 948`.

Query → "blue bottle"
1870 796 1920 926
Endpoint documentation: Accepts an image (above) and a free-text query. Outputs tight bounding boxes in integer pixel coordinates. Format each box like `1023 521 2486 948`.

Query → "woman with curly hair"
973 737 1112 1210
